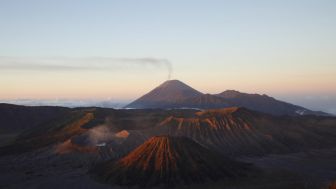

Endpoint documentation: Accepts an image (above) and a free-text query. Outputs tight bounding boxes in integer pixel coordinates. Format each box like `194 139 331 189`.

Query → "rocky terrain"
150 107 336 157
1 104 336 188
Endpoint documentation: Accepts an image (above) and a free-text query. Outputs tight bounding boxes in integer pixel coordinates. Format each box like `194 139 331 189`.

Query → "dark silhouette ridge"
125 80 330 116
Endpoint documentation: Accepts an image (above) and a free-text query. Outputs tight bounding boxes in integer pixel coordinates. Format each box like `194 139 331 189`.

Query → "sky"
0 0 335 113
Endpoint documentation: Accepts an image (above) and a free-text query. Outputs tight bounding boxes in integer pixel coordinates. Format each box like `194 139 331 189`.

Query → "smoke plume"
0 56 173 80
86 125 116 145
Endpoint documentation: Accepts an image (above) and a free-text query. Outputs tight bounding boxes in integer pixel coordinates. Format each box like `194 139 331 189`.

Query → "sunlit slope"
93 136 252 187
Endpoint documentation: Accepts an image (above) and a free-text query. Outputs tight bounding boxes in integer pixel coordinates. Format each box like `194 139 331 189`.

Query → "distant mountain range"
0 99 127 109
126 80 329 116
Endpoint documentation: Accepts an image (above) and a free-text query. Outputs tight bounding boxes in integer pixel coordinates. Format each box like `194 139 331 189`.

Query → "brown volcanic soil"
1 106 336 188
93 136 252 187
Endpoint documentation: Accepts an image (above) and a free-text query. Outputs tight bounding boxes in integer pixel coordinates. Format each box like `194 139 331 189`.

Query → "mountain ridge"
125 80 329 116
151 108 336 157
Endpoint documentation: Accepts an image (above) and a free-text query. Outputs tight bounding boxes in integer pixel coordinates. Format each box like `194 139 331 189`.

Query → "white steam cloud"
86 125 116 145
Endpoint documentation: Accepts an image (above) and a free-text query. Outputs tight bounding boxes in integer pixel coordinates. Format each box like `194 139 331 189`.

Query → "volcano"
152 107 336 157
125 80 203 109
93 136 251 187
125 80 329 116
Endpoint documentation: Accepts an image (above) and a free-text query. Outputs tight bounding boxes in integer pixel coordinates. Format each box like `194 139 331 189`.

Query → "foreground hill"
0 107 197 155
0 103 70 132
125 80 329 116
92 136 252 187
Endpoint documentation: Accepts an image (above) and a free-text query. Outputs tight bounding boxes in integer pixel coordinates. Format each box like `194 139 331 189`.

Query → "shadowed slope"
217 90 329 116
93 136 251 187
0 103 69 132
176 93 230 109
0 110 95 155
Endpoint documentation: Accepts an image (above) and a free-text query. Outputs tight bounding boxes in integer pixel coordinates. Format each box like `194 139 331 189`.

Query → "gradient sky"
0 0 336 113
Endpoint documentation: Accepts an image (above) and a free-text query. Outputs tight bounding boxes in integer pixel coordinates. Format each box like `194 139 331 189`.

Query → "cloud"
0 56 173 79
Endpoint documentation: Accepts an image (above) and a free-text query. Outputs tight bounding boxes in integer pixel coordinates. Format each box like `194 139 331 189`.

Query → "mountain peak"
125 80 202 108
160 79 185 85
93 135 251 187
156 79 198 91
218 90 244 98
